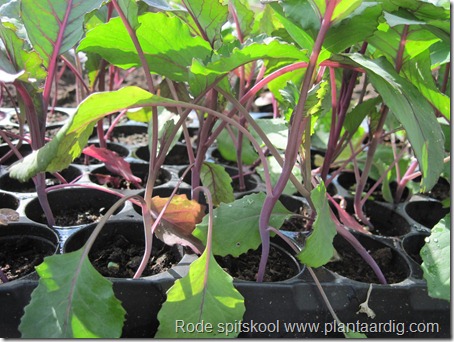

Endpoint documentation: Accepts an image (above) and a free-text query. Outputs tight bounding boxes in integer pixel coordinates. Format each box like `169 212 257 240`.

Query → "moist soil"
215 245 299 282
89 234 181 278
0 236 54 282
325 245 407 284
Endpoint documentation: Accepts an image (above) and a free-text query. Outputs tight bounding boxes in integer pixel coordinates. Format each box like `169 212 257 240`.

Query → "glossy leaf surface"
78 13 212 82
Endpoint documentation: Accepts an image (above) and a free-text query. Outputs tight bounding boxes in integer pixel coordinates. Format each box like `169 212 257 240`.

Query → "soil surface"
48 207 107 226
0 236 54 282
215 245 299 282
325 244 407 284
280 215 310 245
89 234 181 278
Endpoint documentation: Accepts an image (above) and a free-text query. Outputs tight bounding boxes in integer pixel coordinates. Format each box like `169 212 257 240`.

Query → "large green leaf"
19 250 125 338
0 22 47 82
189 38 308 95
21 0 104 67
401 50 450 119
230 0 254 39
182 0 228 46
386 0 450 33
193 193 292 257
200 162 234 206
156 250 245 338
369 21 442 65
297 182 337 267
269 1 316 52
9 86 179 181
324 2 382 55
347 54 444 192
420 214 450 302
78 12 212 82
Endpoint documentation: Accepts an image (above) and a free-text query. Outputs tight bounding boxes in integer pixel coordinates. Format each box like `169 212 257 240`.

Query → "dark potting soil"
280 215 309 245
0 236 53 282
89 234 181 278
215 245 299 282
110 132 149 146
326 246 407 284
49 207 107 226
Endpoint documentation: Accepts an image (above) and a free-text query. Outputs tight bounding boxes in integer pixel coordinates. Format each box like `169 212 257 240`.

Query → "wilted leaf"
152 194 206 253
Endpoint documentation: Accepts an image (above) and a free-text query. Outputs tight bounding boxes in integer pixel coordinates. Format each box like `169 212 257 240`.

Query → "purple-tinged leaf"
82 145 141 187
21 0 105 67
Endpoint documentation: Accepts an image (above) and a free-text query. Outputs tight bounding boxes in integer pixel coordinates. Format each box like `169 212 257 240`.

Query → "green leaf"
200 162 234 206
189 38 308 96
193 193 292 257
420 214 450 302
21 0 104 67
216 125 258 165
183 0 228 47
331 0 362 23
19 250 125 338
230 0 254 38
347 54 444 192
140 0 184 11
401 50 450 119
156 250 245 338
343 97 380 135
251 5 281 37
152 107 182 155
324 2 382 55
368 19 442 65
256 156 302 196
269 1 316 51
251 118 288 150
0 22 47 82
78 13 212 82
9 86 180 181
116 0 139 30
297 182 337 267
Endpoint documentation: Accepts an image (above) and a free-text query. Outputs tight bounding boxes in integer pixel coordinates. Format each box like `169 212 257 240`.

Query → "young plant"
5 0 451 338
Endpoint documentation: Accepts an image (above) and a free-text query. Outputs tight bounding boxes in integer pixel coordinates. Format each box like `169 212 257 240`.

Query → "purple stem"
0 269 9 283
335 224 387 284
42 0 74 111
256 1 338 282
111 0 158 213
